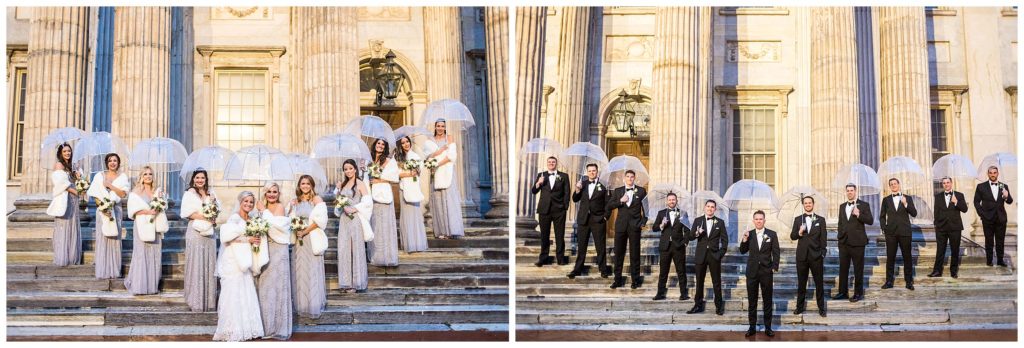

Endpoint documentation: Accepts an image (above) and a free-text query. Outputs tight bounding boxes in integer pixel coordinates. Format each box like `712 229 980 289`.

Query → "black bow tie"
805 214 814 218
848 201 856 205
670 208 679 213
991 182 999 186
945 192 952 196
626 188 634 192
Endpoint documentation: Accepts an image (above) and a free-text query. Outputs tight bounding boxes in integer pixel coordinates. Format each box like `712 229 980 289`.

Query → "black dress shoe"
715 306 725 315
906 283 915 290
653 289 667 301
927 272 941 278
997 261 1008 267
557 257 569 265
819 310 827 317
567 271 580 279
610 277 625 289
987 261 994 267
600 268 612 278
630 276 644 289
679 293 690 301
881 282 893 289
765 328 775 337
850 294 863 303
745 328 756 337
686 302 705 314
793 307 805 315
831 293 849 300
951 272 959 279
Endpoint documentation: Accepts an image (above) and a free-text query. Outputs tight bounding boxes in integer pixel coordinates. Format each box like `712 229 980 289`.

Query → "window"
8 69 28 179
215 70 268 150
930 108 950 164
732 107 776 188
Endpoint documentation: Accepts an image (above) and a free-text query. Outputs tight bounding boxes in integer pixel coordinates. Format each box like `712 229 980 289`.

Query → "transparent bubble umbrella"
723 179 780 233
878 156 929 195
73 131 129 174
906 194 934 225
285 153 328 195
775 185 830 229
179 145 234 183
421 98 476 130
646 183 691 222
39 127 87 168
689 190 730 226
519 137 564 168
603 155 649 189
222 145 295 186
345 114 397 149
312 133 373 167
128 137 188 172
832 163 882 196
932 154 977 183
394 125 434 156
976 152 1017 183
559 142 609 177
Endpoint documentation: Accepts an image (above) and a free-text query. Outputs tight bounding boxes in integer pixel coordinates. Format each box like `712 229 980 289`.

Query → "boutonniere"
814 222 820 227
765 237 772 243
595 184 603 191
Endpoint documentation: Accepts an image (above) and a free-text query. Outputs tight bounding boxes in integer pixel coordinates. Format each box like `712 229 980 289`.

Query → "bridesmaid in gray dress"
124 166 163 295
334 159 369 291
181 169 219 312
51 143 82 266
291 175 327 319
256 182 292 339
88 153 127 279
395 136 428 252
427 120 466 239
367 138 399 266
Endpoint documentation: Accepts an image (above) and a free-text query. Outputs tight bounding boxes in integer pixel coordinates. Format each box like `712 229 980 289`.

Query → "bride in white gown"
213 191 265 341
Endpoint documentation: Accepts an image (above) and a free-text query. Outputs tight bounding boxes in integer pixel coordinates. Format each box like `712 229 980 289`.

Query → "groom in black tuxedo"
791 196 827 317
930 177 969 278
568 163 611 279
605 170 647 289
687 200 728 315
651 192 692 301
740 210 780 337
973 166 1014 267
532 156 571 266
834 184 873 302
879 177 917 290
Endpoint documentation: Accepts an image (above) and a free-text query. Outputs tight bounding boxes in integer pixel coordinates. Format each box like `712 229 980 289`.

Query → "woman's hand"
344 206 357 215
67 188 78 195
248 236 261 245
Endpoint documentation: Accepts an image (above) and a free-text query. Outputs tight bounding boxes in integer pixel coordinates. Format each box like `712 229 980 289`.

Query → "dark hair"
104 153 121 172
433 120 446 137
56 143 74 174
888 177 900 184
296 174 317 201
340 159 361 193
753 210 766 218
705 199 717 207
624 169 636 177
188 169 210 196
547 156 558 162
394 136 412 162
372 138 391 166
802 196 815 204
845 183 857 190
586 163 598 170
666 192 677 199
940 176 952 184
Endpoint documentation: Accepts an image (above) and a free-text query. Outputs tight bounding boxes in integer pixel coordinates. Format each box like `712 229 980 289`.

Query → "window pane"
215 70 269 151
732 108 777 186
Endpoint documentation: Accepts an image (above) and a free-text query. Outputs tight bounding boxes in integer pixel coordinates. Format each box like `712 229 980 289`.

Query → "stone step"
8 247 509 265
515 297 1018 313
514 253 1003 268
516 263 1014 278
515 273 1016 288
7 323 509 341
7 233 508 252
515 309 1016 326
7 274 509 293
7 222 506 240
516 284 1016 298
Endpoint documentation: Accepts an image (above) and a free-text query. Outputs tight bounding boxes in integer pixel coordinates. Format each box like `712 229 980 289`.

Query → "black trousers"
796 258 825 311
837 244 865 296
572 217 607 273
538 210 566 262
746 269 774 329
932 228 962 274
693 253 723 307
657 247 687 293
612 222 642 279
982 221 1007 263
884 233 914 283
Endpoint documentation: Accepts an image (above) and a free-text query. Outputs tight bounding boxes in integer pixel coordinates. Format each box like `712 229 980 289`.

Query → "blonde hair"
135 166 156 193
262 182 281 207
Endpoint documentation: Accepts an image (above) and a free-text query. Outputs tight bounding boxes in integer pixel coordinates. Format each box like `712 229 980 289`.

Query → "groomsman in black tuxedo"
740 210 780 337
605 170 647 289
651 192 693 301
790 196 827 317
879 178 917 290
973 166 1014 267
532 156 571 266
930 177 969 278
686 200 728 315
568 163 611 279
834 184 873 302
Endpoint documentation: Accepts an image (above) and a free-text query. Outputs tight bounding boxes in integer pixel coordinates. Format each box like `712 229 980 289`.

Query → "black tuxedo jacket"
605 185 647 231
790 213 827 262
739 229 781 278
880 193 917 237
531 171 571 215
974 182 1014 224
572 178 608 225
689 215 728 264
652 208 691 252
837 199 873 247
934 191 969 231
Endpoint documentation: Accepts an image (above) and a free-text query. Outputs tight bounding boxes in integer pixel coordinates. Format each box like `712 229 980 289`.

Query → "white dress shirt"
990 181 1000 201
892 193 902 210
548 171 558 189
755 228 766 249
587 181 596 197
845 201 856 219
624 186 635 206
803 214 814 231
944 191 953 208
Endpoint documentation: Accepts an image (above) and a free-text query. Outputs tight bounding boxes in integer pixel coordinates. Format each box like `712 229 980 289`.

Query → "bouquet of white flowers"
335 195 355 219
290 216 308 246
244 216 270 252
367 163 383 179
74 173 90 194
424 158 440 181
201 197 220 227
149 196 167 214
403 159 422 181
96 197 115 222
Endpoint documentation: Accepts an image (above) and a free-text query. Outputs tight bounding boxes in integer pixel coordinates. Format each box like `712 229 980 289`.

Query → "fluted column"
21 7 91 196
484 7 509 219
111 7 171 147
424 6 477 213
515 7 547 220
811 7 860 218
549 7 592 149
649 7 713 190
296 7 359 153
876 8 933 199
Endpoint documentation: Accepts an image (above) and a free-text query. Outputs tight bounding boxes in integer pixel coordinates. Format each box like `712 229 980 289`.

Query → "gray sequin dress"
94 204 123 279
368 170 399 265
429 137 465 238
256 209 292 339
184 191 218 312
124 193 162 295
52 170 82 266
336 186 369 290
399 194 428 253
291 201 326 319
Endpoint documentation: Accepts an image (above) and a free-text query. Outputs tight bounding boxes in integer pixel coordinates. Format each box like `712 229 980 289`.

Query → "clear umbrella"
39 127 87 168
312 133 373 166
421 98 476 130
128 137 188 172
646 183 691 222
976 152 1017 183
878 156 929 195
603 155 649 189
832 163 882 196
73 131 129 174
775 185 830 228
559 142 610 176
689 190 730 226
723 179 780 234
345 114 397 148
519 137 564 167
179 145 234 183
906 194 934 225
285 153 328 194
394 125 434 155
222 145 295 186
932 153 977 185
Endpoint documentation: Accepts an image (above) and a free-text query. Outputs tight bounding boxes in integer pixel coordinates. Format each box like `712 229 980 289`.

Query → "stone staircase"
6 199 509 341
515 223 1017 335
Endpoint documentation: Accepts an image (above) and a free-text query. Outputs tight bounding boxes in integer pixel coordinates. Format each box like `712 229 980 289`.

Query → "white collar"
548 171 557 175
705 215 714 221
756 228 766 234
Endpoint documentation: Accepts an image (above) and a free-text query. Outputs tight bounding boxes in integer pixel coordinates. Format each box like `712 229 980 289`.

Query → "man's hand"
852 206 860 216
799 224 806 236
901 195 908 206
535 175 544 188
620 194 629 203
951 194 958 205
742 230 749 243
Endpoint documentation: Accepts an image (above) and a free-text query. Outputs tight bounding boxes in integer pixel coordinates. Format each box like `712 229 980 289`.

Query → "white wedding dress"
212 214 264 341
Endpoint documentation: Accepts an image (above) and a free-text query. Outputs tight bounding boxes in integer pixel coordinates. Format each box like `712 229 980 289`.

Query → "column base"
484 197 509 219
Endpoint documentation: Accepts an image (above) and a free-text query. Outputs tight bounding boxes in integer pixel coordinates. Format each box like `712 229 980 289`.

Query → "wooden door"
604 138 650 237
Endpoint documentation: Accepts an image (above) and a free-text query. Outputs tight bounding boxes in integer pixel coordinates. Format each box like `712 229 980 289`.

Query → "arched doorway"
358 54 415 218
602 92 652 237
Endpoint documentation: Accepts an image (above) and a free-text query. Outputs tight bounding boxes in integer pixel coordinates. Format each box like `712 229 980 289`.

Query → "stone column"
297 7 359 153
876 8 933 200
515 6 547 222
549 7 592 149
111 7 171 146
811 7 860 218
649 7 713 190
484 7 509 219
423 6 477 214
20 7 92 197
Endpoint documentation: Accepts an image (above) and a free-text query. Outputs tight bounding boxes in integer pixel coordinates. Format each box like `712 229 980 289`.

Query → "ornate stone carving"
605 35 655 62
726 41 781 62
357 7 411 21
211 7 271 20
